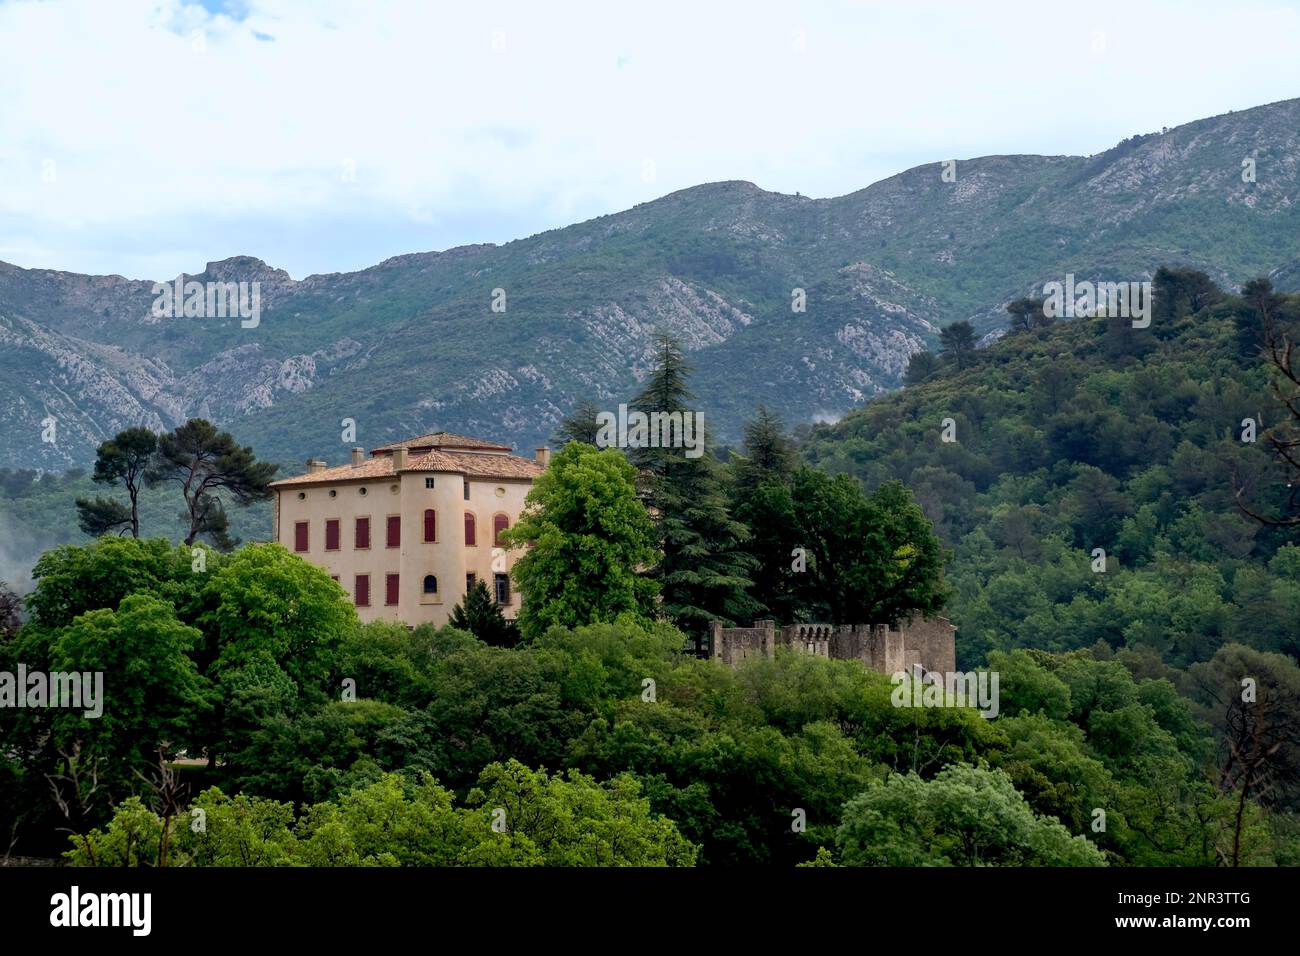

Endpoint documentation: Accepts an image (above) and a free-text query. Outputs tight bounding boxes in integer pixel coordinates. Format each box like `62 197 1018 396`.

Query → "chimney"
351 447 365 467
535 446 550 468
306 458 326 474
392 447 408 470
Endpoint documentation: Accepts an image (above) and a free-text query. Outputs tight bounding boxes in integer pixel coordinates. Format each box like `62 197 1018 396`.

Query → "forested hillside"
804 269 1300 670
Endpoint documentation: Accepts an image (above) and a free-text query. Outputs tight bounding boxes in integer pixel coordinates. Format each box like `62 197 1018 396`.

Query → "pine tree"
939 321 977 368
553 398 604 446
729 406 802 622
629 334 756 641
449 579 520 647
74 427 158 538
731 405 796 495
146 419 278 548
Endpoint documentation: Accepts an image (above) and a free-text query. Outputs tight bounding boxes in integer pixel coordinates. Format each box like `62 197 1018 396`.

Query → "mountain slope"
802 275 1300 670
2 98 1300 470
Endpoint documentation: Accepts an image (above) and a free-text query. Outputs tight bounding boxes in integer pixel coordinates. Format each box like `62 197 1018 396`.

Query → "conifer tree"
629 334 756 639
554 398 604 447
449 579 520 647
729 406 802 622
75 426 158 538
147 419 278 549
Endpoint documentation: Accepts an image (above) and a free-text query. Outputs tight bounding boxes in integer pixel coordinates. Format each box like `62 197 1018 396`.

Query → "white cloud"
2 0 1299 278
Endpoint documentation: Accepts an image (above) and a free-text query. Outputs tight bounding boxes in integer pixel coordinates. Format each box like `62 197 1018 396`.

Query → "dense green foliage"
804 274 1300 671
502 442 660 640
7 556 1295 865
5 267 1300 869
629 335 757 636
65 763 697 867
449 579 520 647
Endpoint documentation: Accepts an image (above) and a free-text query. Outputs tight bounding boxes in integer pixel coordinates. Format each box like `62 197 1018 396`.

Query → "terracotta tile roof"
270 457 398 488
270 446 543 488
407 450 543 480
370 431 512 453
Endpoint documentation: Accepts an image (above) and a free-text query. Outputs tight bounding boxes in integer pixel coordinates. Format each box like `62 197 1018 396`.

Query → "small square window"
425 477 435 489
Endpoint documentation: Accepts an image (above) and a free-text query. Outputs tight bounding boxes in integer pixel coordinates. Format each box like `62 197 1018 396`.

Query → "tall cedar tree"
147 419 278 548
728 406 802 622
629 334 756 637
450 579 520 647
75 426 157 538
554 398 604 446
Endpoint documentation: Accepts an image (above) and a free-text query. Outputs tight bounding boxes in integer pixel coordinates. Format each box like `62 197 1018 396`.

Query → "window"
385 573 400 606
294 521 309 552
423 574 438 594
355 574 370 607
330 575 339 583
464 511 476 546
423 509 437 542
425 477 435 489
355 516 371 549
463 479 470 500
325 519 340 551
493 513 509 546
466 573 476 593
494 572 511 605
386 515 401 548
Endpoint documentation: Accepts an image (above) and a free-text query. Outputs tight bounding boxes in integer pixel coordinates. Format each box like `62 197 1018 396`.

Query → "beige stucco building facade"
270 431 547 627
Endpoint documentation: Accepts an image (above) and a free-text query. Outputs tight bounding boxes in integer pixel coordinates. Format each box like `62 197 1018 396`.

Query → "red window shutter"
464 512 476 546
355 516 370 549
385 573 399 606
294 521 309 552
325 519 340 551
355 574 370 607
493 514 509 546
423 509 437 542
387 515 401 548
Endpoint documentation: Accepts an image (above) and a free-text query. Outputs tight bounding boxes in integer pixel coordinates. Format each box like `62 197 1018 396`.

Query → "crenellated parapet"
710 616 956 676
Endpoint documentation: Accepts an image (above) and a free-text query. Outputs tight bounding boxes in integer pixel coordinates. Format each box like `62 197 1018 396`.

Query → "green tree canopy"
147 419 278 548
836 764 1107 866
75 427 158 539
502 442 659 640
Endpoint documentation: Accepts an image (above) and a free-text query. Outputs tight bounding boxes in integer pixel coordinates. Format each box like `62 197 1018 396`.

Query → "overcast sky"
2 0 1299 280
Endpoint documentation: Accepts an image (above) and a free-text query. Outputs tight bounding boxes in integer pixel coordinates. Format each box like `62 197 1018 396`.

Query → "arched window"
464 511 476 546
423 509 437 542
493 513 509 546
423 574 438 594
